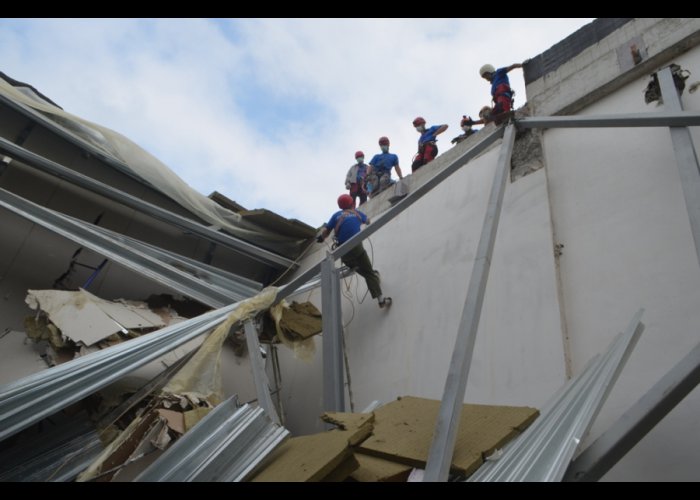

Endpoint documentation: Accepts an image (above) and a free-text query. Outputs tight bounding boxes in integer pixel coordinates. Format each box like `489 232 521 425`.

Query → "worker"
345 150 368 206
451 115 479 145
366 136 403 198
411 117 448 172
317 194 392 309
462 106 494 128
478 61 527 124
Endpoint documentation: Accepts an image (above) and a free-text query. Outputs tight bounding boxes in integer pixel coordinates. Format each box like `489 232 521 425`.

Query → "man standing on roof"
366 136 403 199
411 117 448 172
317 194 392 309
345 151 368 206
478 61 526 124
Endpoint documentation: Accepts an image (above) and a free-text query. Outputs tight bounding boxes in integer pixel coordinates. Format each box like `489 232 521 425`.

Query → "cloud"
0 18 594 225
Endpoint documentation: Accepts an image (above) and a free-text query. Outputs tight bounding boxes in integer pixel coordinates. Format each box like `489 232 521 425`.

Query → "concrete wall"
528 18 700 117
275 19 700 481
540 43 700 481
278 135 567 436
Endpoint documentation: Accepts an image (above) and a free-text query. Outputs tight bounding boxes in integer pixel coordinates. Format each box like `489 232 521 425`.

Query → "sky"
0 18 595 226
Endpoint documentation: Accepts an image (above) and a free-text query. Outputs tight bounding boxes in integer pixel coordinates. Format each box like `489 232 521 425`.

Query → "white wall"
541 44 700 481
279 138 567 436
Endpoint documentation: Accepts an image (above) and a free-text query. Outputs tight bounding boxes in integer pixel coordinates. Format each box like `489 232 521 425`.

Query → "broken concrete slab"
357 396 538 477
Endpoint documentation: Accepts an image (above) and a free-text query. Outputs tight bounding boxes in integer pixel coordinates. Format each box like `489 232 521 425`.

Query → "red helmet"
337 194 354 209
412 116 426 127
355 150 364 159
378 136 390 146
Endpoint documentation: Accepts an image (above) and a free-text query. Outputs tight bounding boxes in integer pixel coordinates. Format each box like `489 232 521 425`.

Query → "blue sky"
0 18 594 226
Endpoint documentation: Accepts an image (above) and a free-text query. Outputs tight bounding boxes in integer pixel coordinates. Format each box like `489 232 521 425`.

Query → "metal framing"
321 253 345 412
0 187 242 307
135 399 288 482
656 66 700 268
88 223 262 298
0 300 242 441
0 135 294 269
244 320 281 425
564 339 700 482
469 310 645 482
423 124 517 482
516 111 700 129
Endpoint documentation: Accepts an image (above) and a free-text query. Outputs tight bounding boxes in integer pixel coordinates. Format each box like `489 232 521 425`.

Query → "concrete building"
1 18 699 481
275 18 700 481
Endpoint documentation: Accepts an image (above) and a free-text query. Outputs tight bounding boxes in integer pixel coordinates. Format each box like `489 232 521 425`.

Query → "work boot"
378 297 392 309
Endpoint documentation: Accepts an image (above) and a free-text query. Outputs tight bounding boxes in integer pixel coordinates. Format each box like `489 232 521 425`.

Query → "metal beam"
516 111 700 129
423 124 517 482
88 223 262 298
564 339 700 482
469 310 645 482
135 399 289 482
0 300 241 441
244 320 281 425
321 253 345 412
0 187 240 308
0 135 294 270
656 67 700 268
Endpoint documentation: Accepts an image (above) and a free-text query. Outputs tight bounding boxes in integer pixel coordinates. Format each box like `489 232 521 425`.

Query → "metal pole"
516 111 700 129
243 320 281 425
564 340 700 482
321 253 345 412
423 125 517 482
656 66 700 268
0 136 294 270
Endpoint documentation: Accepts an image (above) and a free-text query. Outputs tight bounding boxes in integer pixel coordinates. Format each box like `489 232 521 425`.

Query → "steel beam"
0 187 239 308
321 253 345 412
244 320 280 425
655 67 700 268
516 111 700 129
423 124 517 482
564 339 700 482
469 310 645 482
0 135 294 269
0 301 241 441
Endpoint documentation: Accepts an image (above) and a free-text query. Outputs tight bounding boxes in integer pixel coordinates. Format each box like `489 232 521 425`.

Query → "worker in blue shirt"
367 136 403 198
411 117 448 172
317 194 392 309
478 61 527 124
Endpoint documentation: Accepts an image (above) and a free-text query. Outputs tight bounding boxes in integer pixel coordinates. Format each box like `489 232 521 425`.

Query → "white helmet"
479 64 495 77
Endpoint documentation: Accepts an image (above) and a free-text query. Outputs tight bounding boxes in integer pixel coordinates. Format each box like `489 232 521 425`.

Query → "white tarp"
0 77 305 257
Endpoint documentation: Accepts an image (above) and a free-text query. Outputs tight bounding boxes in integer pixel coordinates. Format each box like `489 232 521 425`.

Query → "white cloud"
0 18 594 226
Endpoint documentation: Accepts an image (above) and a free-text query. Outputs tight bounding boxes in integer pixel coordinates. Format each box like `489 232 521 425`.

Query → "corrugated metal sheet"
0 415 103 482
0 300 242 442
135 399 289 482
468 309 645 482
0 187 251 307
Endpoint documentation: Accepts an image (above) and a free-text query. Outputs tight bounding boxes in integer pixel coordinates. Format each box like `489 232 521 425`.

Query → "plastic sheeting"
162 287 278 404
0 77 306 257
